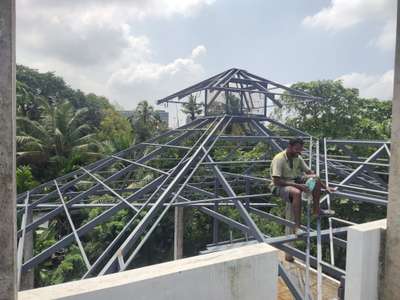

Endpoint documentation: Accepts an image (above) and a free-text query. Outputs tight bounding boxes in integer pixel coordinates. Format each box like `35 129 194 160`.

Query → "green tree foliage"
17 67 392 287
16 165 38 193
278 80 392 139
130 100 166 142
17 100 102 179
181 95 203 121
17 65 113 128
97 108 134 153
226 93 241 115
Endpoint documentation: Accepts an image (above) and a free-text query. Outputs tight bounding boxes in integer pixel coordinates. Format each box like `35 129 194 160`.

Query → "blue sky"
17 0 396 125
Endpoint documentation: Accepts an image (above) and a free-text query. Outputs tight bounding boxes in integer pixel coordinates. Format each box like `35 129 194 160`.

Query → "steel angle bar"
248 89 255 109
222 171 270 183
265 226 348 245
322 138 335 272
210 68 238 89
174 128 207 132
331 191 387 206
176 202 272 207
263 117 311 137
167 193 252 235
363 167 388 188
16 119 201 203
219 69 240 89
54 180 91 270
276 244 346 280
204 154 266 242
25 202 273 210
332 237 347 248
141 143 191 150
17 192 30 289
111 155 169 175
82 178 173 278
81 167 139 213
320 144 388 205
249 207 308 231
18 119 210 237
241 70 319 99
239 88 252 112
156 70 226 104
335 144 388 187
326 161 384 192
201 160 271 165
173 193 272 207
330 217 357 226
279 264 303 300
327 158 389 167
185 184 216 197
97 117 227 275
328 183 388 195
251 120 283 152
217 135 287 141
17 117 208 204
326 139 390 146
239 71 283 108
384 143 391 157
22 175 166 272
111 117 232 273
205 89 223 108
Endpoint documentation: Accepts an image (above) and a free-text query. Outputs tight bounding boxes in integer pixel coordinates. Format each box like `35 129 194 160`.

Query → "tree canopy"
15 67 392 288
277 80 392 139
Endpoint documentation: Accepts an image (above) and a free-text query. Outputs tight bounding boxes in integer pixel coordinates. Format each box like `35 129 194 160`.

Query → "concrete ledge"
19 243 278 300
345 219 386 300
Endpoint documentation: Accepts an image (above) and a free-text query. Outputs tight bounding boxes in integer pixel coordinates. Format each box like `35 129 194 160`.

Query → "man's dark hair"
288 138 304 146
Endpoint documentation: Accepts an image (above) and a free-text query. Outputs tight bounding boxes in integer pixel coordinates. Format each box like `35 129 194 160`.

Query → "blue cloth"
305 178 316 192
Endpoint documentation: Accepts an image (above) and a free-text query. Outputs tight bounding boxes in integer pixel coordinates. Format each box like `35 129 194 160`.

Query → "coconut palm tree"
17 99 101 177
181 95 202 121
129 100 164 142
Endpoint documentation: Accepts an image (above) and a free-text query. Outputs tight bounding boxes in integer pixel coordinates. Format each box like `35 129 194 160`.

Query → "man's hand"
326 187 337 194
296 184 309 193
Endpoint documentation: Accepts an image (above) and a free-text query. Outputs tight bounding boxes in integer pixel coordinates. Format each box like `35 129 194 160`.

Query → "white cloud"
108 45 207 106
303 0 396 51
370 19 396 51
191 45 207 59
16 0 214 108
337 70 394 100
17 0 216 24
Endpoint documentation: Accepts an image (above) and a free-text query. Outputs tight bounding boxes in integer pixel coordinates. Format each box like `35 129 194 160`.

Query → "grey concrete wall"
345 219 386 300
19 243 278 300
383 1 400 299
0 0 17 299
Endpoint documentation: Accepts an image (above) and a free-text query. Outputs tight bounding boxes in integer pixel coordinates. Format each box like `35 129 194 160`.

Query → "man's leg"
286 187 302 229
285 201 295 262
311 178 335 216
312 179 322 215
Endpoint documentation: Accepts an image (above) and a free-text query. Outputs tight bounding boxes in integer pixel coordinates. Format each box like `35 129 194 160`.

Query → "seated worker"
270 138 336 235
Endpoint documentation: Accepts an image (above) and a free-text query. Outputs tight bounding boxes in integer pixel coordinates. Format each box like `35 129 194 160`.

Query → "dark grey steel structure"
16 69 390 299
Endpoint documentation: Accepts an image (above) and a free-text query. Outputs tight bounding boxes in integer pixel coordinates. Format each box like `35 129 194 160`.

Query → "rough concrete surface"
19 243 278 300
0 0 17 299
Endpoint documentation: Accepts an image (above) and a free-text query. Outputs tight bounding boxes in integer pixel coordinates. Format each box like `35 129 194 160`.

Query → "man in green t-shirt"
270 138 335 235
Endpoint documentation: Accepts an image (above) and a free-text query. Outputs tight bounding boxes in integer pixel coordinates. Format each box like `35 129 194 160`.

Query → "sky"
16 0 396 126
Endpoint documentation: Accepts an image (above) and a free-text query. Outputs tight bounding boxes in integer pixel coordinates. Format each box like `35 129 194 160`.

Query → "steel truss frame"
16 71 390 300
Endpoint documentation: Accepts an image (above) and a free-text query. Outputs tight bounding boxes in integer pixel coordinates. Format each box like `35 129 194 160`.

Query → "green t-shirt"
270 150 310 185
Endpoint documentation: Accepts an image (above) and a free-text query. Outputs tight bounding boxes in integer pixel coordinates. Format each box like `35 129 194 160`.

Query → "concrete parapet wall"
345 219 386 300
19 243 278 300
